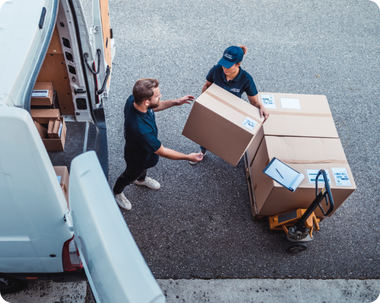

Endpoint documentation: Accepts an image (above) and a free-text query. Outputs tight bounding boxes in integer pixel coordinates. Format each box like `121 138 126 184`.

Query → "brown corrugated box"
54 166 69 208
52 119 61 138
31 82 54 106
246 93 339 167
250 136 356 218
34 117 66 151
182 84 264 166
31 108 60 124
34 120 48 138
47 119 55 138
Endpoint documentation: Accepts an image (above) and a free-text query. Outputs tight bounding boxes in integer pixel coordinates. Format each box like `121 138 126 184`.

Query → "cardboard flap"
265 137 347 163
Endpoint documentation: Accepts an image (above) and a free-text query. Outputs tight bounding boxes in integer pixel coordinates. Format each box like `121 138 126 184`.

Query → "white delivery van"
0 0 165 302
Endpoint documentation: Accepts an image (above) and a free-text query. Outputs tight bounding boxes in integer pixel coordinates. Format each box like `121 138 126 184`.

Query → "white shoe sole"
134 178 160 190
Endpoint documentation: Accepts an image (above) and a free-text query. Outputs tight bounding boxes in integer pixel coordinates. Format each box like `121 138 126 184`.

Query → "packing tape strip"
278 158 348 165
204 91 262 124
267 111 333 118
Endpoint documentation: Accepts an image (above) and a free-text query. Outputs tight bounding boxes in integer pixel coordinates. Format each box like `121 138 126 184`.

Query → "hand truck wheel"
286 242 308 253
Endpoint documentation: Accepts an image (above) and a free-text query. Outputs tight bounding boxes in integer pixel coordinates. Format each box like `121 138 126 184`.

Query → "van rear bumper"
1 268 86 283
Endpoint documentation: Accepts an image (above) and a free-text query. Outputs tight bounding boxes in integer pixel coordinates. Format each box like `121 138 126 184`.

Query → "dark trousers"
113 166 147 195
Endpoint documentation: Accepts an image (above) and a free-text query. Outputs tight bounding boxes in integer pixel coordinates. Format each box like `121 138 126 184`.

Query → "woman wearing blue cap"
189 45 269 165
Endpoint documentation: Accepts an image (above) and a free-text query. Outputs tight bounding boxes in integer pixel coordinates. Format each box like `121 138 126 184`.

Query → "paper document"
332 167 351 186
263 157 305 192
261 94 276 109
32 90 49 97
58 122 63 138
280 98 301 109
306 169 331 184
241 117 257 130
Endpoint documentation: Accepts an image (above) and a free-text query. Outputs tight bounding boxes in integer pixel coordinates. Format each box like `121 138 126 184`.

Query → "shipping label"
32 90 49 97
261 94 276 109
306 169 331 184
332 167 352 186
280 98 301 109
242 117 257 130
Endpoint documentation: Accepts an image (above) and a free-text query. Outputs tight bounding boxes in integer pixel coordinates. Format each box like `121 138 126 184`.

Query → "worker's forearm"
156 146 190 160
154 100 176 112
202 81 212 93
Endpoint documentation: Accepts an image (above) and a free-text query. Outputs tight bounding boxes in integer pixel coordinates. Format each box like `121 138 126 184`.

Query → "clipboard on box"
263 157 305 192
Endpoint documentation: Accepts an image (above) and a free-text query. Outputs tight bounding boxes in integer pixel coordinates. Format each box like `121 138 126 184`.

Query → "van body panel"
0 107 73 273
70 151 165 303
0 0 58 109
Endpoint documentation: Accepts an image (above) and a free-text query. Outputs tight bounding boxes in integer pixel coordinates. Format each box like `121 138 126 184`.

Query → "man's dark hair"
133 78 159 105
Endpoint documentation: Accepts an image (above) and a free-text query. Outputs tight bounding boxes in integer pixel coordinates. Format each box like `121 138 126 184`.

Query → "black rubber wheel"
287 242 308 253
0 276 28 295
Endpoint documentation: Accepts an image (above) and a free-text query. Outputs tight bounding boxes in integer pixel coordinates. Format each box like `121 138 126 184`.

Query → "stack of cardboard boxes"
183 85 356 219
32 82 70 205
246 92 356 219
31 82 67 151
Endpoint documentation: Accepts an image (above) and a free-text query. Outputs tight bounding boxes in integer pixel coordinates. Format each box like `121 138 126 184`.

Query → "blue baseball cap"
218 46 244 68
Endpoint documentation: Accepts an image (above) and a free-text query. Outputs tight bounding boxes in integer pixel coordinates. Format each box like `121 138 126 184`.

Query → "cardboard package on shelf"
34 116 66 151
31 82 54 106
53 166 69 208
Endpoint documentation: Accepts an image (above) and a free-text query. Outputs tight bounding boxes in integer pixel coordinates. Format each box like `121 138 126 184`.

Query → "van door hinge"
92 25 101 34
74 88 86 95
64 212 74 231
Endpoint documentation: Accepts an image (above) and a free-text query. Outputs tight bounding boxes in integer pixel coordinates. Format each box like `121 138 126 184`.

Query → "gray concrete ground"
3 279 379 303
157 279 380 303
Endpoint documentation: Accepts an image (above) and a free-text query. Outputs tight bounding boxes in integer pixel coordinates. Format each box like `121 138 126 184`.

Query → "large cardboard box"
246 93 339 166
31 82 54 106
54 166 69 208
31 108 60 124
34 117 66 151
182 84 264 166
250 136 356 218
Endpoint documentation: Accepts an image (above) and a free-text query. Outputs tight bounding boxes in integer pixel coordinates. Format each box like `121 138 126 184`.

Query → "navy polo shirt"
123 95 161 169
206 64 258 98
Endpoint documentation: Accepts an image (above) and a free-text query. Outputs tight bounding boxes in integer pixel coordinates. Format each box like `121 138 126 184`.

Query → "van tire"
0 276 28 295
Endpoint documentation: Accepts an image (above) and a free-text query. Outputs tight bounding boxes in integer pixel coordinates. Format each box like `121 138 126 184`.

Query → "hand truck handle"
315 169 334 216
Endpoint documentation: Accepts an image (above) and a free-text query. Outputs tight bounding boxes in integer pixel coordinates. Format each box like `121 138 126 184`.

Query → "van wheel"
0 276 28 295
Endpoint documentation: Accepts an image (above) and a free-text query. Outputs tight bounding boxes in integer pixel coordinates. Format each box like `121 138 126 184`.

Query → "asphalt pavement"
105 0 380 280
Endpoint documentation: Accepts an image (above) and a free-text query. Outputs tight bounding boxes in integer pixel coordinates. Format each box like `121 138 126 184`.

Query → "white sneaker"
134 177 161 190
114 192 132 210
189 151 206 165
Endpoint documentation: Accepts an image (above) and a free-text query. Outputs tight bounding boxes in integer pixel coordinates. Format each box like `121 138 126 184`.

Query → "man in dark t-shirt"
113 78 203 210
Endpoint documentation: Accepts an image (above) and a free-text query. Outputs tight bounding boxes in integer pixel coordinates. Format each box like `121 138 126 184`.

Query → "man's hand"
260 106 270 123
156 145 203 162
248 95 270 123
175 95 195 106
188 152 203 163
154 95 195 112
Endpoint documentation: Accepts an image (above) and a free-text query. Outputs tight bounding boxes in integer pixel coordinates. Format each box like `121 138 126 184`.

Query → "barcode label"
32 90 49 97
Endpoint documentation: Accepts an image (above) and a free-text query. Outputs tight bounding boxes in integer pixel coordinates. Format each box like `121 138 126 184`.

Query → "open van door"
87 0 114 100
69 151 165 303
